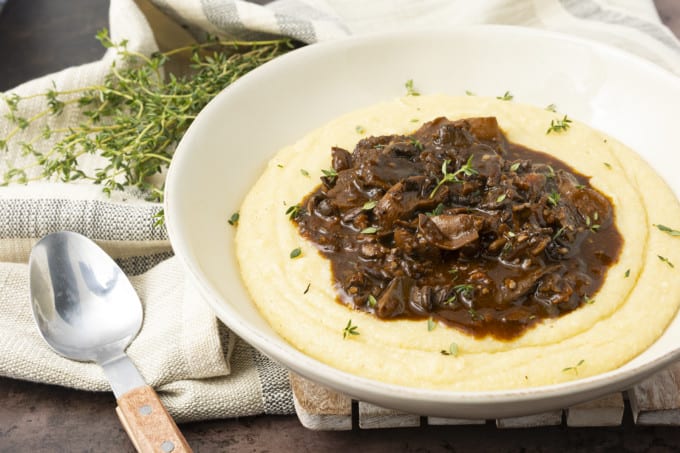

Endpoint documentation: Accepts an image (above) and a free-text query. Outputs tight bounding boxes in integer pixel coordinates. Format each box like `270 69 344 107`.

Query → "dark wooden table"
1 1 680 451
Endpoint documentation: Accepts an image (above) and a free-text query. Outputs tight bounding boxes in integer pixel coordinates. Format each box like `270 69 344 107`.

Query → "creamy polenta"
236 95 680 390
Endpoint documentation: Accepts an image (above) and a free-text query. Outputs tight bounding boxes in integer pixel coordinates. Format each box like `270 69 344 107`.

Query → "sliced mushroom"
417 213 482 250
375 276 414 318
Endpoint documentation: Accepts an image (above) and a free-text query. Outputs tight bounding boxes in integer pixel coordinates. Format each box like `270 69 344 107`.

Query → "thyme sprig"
453 284 474 296
562 359 585 374
547 191 561 207
658 255 675 268
286 204 302 220
654 224 680 236
429 155 478 198
546 115 572 134
342 319 360 339
0 29 293 202
404 79 420 96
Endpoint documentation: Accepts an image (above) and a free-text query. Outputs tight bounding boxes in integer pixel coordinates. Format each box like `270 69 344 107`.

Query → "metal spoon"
29 231 191 452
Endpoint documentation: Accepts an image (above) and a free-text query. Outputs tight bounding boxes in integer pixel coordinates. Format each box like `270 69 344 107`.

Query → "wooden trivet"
291 362 680 430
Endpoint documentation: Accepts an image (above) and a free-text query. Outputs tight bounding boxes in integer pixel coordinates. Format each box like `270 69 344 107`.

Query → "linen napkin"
0 0 678 423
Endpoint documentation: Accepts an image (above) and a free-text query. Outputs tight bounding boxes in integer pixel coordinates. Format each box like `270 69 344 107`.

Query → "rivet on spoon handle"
115 385 192 453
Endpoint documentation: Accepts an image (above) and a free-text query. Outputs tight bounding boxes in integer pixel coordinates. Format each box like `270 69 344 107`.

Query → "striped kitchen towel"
152 0 680 74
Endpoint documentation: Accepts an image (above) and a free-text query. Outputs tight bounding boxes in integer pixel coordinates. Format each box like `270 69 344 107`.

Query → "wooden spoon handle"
116 385 192 452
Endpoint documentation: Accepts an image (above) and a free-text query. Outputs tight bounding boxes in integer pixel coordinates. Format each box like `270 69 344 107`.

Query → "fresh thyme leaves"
654 224 680 236
0 29 292 203
228 212 239 226
362 200 377 211
289 247 302 259
465 90 475 96
496 193 507 203
496 91 513 101
355 125 366 134
547 191 560 207
367 294 377 308
625 269 630 278
426 202 445 216
405 79 420 96
546 165 555 178
427 317 436 332
509 162 521 172
546 115 572 134
429 155 478 198
300 169 310 177
658 255 675 268
585 215 600 232
553 226 566 241
583 295 595 304
342 319 359 339
152 209 165 228
545 104 557 112
468 308 483 321
562 359 585 373
453 284 474 297
321 168 338 181
457 156 479 178
603 162 612 169
285 204 302 220
440 342 459 356
360 226 380 234
409 137 424 151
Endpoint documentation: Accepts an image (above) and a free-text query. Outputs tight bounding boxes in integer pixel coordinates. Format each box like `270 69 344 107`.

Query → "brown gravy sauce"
293 117 622 340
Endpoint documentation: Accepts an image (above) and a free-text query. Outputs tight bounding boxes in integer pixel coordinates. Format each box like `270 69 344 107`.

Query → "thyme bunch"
1 29 293 201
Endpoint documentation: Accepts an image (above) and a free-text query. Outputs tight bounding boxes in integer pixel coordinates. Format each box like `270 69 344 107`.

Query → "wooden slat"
629 362 680 426
566 393 625 427
289 373 352 431
427 416 486 426
496 410 563 428
358 402 421 429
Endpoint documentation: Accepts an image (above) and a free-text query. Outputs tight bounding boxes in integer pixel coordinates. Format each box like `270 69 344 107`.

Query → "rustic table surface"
1 0 680 451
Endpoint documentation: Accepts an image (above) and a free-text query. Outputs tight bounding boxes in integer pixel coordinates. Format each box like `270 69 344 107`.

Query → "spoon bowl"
29 231 142 362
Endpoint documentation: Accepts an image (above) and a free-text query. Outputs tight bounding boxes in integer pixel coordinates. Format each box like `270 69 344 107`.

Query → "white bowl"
165 26 680 418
